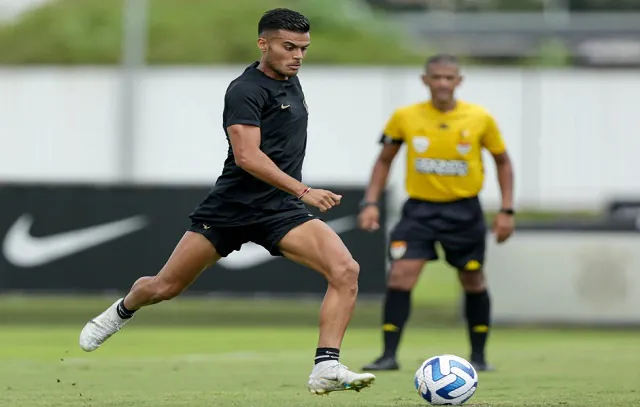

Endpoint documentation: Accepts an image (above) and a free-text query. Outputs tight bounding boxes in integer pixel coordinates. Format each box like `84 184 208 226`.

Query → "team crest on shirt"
390 241 407 260
412 136 429 153
457 141 472 155
457 130 472 155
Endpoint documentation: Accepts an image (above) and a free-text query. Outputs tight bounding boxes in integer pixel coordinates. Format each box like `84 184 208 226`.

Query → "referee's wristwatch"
359 200 379 210
499 208 515 216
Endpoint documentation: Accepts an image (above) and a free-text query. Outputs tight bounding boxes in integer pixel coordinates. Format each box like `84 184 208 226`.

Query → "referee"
358 54 515 372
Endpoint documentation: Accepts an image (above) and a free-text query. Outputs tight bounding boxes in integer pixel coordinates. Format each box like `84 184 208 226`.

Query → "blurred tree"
0 0 425 65
0 0 122 64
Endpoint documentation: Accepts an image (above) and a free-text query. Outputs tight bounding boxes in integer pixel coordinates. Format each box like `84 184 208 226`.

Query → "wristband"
297 187 311 199
359 200 379 210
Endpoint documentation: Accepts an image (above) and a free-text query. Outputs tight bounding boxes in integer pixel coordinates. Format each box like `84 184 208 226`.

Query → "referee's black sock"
465 290 491 361
315 348 340 364
382 288 411 359
116 299 137 319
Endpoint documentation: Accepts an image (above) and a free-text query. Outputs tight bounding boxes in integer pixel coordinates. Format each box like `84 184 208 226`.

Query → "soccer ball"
414 354 478 405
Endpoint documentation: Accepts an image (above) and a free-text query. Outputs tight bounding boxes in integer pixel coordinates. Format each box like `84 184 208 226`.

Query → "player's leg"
79 223 238 352
361 258 426 371
278 219 358 350
439 199 493 371
457 263 492 371
120 230 220 310
362 200 437 371
444 246 492 371
262 215 375 394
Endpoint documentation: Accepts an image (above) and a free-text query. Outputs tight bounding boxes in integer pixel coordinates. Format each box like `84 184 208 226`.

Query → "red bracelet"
297 187 311 199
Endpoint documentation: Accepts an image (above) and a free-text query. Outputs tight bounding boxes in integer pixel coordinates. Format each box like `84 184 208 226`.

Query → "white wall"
487 231 640 326
1 66 639 211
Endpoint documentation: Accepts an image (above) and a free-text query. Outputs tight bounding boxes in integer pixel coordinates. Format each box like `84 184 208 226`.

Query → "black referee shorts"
188 208 317 258
388 196 487 271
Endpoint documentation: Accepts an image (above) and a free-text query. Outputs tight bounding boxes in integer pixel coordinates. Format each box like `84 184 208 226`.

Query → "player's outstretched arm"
359 143 401 231
228 124 341 212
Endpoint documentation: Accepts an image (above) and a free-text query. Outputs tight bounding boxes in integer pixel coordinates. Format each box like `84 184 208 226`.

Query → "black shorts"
188 208 317 258
389 197 487 270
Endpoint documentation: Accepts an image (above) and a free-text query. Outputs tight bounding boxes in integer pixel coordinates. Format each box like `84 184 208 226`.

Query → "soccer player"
358 54 515 372
78 8 375 395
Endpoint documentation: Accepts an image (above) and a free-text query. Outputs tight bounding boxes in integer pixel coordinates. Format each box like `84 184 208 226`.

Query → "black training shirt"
191 61 309 226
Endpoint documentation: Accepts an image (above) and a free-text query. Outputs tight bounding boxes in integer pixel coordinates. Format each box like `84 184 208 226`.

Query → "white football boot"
79 298 132 352
307 360 376 395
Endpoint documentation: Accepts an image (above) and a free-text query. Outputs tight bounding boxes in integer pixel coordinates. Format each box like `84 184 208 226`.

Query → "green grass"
1 324 639 406
0 260 462 327
1 256 633 406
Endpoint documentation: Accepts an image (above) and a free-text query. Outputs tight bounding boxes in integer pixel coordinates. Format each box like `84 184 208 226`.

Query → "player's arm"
482 114 514 211
224 82 340 212
482 113 515 243
362 110 405 205
359 111 404 231
363 143 401 205
492 151 513 210
228 125 307 196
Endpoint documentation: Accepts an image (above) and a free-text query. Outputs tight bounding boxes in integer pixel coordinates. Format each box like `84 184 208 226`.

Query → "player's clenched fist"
358 205 380 231
300 188 342 212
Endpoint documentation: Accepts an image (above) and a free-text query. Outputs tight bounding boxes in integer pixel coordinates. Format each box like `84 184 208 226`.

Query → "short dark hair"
425 53 459 70
258 8 310 35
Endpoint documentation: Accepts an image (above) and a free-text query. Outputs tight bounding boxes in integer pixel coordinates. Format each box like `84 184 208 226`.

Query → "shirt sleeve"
223 81 266 128
378 109 405 145
481 113 507 155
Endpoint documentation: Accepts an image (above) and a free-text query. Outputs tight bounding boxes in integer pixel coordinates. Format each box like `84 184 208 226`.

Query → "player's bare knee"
328 258 360 292
458 269 486 293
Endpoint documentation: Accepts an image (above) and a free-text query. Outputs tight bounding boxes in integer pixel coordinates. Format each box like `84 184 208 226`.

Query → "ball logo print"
414 354 478 405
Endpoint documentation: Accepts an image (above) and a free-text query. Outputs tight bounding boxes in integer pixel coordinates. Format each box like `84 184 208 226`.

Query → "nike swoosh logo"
218 215 358 270
2 214 148 268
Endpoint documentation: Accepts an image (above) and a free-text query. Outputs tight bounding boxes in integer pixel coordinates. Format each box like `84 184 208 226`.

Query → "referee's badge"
412 136 429 153
457 129 471 155
390 241 407 260
457 141 471 155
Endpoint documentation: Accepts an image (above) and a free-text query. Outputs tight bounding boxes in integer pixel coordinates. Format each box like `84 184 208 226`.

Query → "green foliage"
0 0 424 65
0 0 123 64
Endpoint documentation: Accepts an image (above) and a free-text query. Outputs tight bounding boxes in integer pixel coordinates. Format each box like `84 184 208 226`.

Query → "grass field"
0 260 460 326
2 324 640 406
2 261 639 406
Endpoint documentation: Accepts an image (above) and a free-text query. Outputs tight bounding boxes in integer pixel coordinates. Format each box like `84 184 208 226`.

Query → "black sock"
116 299 137 319
315 347 340 364
465 290 491 361
382 288 411 359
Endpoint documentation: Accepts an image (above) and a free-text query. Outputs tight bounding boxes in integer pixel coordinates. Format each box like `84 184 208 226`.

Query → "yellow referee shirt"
380 100 506 202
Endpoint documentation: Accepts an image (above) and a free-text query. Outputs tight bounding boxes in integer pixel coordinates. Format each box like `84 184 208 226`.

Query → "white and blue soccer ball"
414 354 478 405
